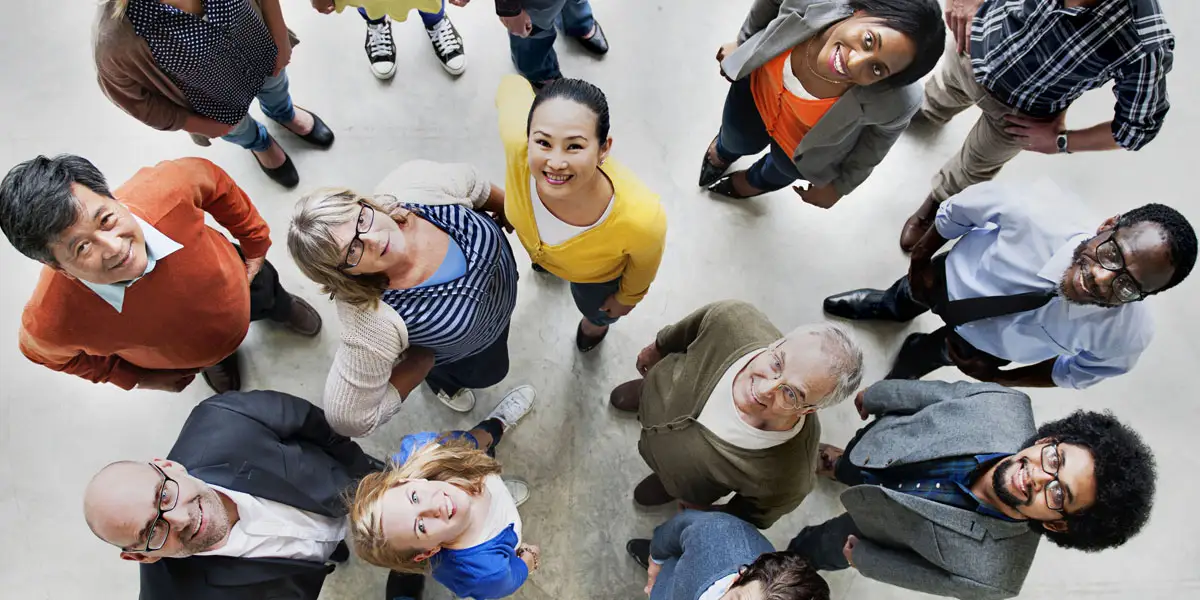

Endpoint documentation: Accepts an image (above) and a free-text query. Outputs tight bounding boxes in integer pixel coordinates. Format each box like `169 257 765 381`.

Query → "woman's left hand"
600 295 634 318
793 183 842 209
273 37 292 76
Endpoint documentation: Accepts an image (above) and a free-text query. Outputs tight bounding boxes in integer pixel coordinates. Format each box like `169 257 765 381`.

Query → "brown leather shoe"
609 379 644 412
202 352 242 394
633 473 675 506
899 197 940 252
282 295 322 337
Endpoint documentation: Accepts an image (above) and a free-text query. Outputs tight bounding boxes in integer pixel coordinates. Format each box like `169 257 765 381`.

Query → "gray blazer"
721 0 921 196
649 511 776 600
843 380 1042 600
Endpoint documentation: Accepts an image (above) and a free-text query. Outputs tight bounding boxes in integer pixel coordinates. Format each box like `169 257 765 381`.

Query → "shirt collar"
80 215 183 313
1037 233 1091 285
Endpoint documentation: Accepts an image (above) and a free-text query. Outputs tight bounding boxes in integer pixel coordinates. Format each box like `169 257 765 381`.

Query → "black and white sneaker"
426 16 466 75
364 19 397 80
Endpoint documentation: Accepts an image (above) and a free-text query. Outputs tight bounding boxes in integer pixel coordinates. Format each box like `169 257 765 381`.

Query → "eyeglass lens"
1041 445 1065 511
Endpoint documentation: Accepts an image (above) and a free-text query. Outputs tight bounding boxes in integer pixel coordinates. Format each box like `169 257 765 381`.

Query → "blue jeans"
509 0 595 82
359 0 444 28
715 76 804 192
221 70 296 152
570 277 622 326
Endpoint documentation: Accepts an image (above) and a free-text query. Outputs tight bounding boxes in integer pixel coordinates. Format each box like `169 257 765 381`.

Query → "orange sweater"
18 158 271 390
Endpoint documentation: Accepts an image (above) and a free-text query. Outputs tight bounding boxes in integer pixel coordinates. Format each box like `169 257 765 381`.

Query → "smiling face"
810 13 918 87
377 479 475 560
527 97 612 202
731 334 838 426
329 203 410 277
46 184 147 284
84 460 231 563
1059 219 1174 306
986 441 1098 525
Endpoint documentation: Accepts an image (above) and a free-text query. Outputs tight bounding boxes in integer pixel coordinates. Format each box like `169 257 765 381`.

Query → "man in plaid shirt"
899 0 1174 252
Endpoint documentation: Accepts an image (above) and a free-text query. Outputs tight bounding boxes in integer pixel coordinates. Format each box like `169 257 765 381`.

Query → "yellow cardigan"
495 76 668 306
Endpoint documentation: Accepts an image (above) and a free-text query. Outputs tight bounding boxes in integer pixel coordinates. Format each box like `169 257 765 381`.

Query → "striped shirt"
382 204 518 364
969 0 1173 150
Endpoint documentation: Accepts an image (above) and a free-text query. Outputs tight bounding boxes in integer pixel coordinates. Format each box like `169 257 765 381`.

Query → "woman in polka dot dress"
94 0 335 188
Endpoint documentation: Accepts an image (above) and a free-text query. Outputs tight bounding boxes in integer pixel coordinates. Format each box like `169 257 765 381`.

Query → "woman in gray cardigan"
701 0 944 206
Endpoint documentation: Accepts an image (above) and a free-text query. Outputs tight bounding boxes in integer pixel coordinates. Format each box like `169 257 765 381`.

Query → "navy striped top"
381 204 518 364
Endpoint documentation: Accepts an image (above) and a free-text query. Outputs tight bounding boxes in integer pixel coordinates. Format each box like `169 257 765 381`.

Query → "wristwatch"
1056 132 1071 154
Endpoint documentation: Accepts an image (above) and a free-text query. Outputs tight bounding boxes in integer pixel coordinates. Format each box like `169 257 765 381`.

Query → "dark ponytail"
526 78 611 141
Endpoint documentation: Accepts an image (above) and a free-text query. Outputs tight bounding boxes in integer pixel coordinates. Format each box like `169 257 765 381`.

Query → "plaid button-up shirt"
857 453 1020 522
969 0 1173 150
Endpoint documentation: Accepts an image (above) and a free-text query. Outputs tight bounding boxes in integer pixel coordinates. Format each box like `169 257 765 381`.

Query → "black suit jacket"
139 390 380 600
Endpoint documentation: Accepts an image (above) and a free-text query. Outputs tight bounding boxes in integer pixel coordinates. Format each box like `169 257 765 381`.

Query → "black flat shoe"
698 136 730 187
626 539 651 570
574 20 608 55
576 321 608 352
706 173 760 199
253 146 299 189
531 263 548 273
822 288 902 321
276 108 335 149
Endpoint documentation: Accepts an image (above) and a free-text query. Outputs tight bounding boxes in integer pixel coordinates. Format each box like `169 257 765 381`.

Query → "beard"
176 486 231 556
991 457 1027 511
1058 239 1094 305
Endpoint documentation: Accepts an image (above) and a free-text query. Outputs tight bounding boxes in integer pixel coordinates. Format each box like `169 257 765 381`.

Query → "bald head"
84 460 155 546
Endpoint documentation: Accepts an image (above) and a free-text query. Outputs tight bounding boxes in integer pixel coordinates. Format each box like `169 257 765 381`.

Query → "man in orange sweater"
0 154 321 393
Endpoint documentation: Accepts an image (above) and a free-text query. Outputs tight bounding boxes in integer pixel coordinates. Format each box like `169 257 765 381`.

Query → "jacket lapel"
179 555 331 588
725 1 853 81
879 487 1032 541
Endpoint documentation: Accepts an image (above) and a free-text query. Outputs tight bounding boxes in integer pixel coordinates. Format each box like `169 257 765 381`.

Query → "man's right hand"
636 342 663 376
908 257 937 307
500 10 533 37
945 0 985 54
137 369 198 392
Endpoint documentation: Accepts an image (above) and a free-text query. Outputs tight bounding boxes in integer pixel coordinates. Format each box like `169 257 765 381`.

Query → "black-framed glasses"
339 202 375 271
1093 221 1147 304
1040 444 1066 513
130 462 180 553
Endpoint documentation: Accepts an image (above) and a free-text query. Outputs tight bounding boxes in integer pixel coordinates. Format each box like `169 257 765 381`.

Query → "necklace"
804 37 847 86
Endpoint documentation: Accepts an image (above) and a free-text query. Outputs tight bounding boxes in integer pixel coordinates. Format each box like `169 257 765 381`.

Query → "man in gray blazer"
626 511 830 600
789 380 1157 600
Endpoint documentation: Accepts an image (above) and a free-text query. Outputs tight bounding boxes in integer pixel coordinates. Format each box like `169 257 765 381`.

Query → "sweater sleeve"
614 202 667 306
496 75 534 164
654 300 744 355
374 160 491 210
324 302 410 438
94 48 191 132
174 158 272 258
19 315 144 390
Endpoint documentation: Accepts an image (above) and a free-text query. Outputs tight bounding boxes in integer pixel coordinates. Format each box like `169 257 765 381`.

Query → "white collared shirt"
696 349 806 450
80 215 184 313
934 179 1154 389
196 485 348 562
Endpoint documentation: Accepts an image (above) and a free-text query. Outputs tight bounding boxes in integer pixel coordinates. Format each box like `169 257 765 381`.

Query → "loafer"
900 197 939 252
885 332 944 380
253 144 299 189
576 320 609 352
281 294 322 337
823 289 903 321
277 108 335 149
573 20 608 55
626 539 651 570
202 352 242 394
633 473 675 507
609 379 643 412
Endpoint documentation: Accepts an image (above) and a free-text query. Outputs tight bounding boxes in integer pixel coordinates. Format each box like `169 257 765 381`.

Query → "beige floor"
2 1 1199 599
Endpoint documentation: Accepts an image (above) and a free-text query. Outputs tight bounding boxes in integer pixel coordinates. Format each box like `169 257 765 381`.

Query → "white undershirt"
700 572 739 600
477 474 522 544
530 177 614 245
195 485 348 562
696 349 806 450
784 51 822 100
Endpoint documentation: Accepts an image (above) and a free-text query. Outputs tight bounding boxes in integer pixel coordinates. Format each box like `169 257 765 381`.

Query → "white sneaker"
364 20 397 80
487 385 536 430
435 388 476 413
503 478 530 507
426 16 466 75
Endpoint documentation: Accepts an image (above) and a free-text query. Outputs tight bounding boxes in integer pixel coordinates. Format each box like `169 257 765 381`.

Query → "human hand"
449 0 471 6
907 257 936 307
137 368 198 392
945 0 985 55
516 543 541 571
500 10 533 37
842 535 858 568
600 295 634 319
244 255 266 283
1005 113 1065 155
488 210 513 233
644 560 662 596
716 41 739 82
272 37 292 76
947 339 1000 382
793 183 842 209
310 0 336 14
636 342 663 376
853 390 868 420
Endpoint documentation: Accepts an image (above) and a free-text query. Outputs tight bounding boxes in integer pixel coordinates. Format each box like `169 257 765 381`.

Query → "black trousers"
425 325 512 396
786 424 876 571
237 245 293 323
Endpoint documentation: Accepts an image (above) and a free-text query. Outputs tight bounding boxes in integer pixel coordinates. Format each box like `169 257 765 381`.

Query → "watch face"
1057 134 1068 151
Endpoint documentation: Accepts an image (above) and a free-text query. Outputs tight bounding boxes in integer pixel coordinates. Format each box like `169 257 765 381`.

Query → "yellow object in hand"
333 0 442 22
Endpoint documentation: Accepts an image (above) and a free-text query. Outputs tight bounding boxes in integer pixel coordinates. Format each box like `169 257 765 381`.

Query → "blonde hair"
287 188 410 309
348 437 502 573
109 0 130 18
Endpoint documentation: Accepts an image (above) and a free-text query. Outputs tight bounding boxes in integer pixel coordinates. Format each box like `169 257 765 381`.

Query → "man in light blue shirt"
824 179 1196 389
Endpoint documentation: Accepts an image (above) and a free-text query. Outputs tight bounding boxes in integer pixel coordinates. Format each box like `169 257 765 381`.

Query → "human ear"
413 546 441 562
121 552 161 564
1042 520 1068 534
598 137 614 166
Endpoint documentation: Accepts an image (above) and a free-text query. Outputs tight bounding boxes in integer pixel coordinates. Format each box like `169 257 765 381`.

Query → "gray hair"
784 323 864 410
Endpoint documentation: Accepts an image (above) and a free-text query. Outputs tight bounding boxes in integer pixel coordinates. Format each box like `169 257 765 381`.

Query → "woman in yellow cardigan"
496 75 667 351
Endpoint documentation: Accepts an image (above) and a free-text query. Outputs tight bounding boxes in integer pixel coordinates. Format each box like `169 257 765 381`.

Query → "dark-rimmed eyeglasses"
339 202 375 271
128 462 180 553
1093 221 1147 304
1040 443 1067 513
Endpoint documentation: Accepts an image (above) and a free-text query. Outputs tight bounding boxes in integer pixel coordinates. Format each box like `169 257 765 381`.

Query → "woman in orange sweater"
701 0 943 207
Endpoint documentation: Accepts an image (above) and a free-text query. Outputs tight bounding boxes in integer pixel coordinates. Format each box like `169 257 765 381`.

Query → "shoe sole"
371 67 397 80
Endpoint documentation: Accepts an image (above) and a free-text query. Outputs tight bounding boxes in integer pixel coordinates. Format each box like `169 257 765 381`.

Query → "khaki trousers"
924 44 1055 202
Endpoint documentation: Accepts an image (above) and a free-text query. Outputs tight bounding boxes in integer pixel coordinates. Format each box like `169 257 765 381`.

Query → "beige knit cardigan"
324 160 493 437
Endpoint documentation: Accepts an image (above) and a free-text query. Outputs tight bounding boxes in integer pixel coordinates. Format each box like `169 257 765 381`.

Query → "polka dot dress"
126 0 278 126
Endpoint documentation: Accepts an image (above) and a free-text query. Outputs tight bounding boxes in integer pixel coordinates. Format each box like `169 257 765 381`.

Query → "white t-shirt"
784 51 822 100
696 349 806 450
196 485 348 562
477 474 522 544
700 572 739 600
530 178 614 245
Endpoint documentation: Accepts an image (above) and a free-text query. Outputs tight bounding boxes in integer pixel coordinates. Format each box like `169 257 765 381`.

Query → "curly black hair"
1118 203 1197 293
1031 410 1157 552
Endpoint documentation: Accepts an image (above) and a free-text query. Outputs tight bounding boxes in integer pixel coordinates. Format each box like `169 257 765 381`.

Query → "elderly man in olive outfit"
609 300 864 529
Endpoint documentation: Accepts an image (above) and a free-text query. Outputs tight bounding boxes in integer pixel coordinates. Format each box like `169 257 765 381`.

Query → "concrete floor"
1 1 1198 599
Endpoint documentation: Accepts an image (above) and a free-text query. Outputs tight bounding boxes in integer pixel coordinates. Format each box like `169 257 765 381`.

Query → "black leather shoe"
823 288 903 321
277 108 335 149
329 541 350 563
386 572 426 600
531 263 548 273
626 539 651 570
885 332 946 380
573 20 608 55
253 145 299 189
201 352 242 394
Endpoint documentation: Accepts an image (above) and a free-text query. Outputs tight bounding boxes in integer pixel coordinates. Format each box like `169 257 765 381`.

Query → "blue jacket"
649 511 775 600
